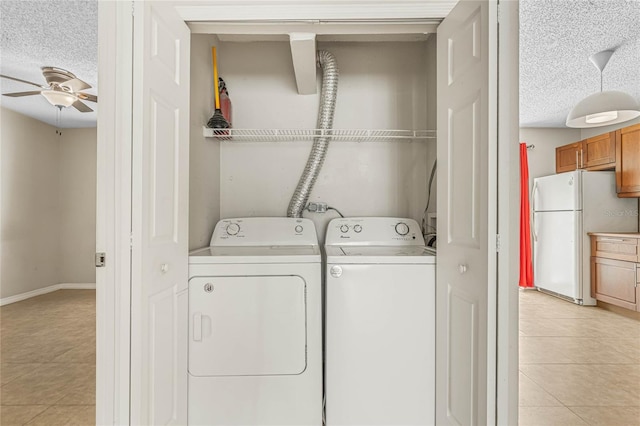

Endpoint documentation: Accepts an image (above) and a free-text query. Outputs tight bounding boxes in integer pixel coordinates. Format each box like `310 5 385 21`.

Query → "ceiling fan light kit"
566 48 640 128
41 89 78 108
1 66 97 113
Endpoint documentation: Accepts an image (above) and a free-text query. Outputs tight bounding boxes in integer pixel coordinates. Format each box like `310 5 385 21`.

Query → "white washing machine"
324 217 436 426
188 217 322 426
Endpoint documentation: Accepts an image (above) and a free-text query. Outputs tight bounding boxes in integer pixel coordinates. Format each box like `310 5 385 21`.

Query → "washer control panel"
210 217 318 246
325 217 425 246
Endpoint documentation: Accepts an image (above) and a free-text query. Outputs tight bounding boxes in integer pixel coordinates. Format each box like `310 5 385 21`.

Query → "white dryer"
324 217 436 426
188 217 322 426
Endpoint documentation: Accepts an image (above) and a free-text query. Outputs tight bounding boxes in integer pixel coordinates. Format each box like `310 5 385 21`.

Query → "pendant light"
566 49 640 128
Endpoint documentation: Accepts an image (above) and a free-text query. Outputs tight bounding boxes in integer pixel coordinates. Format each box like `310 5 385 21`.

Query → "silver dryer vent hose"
287 50 339 218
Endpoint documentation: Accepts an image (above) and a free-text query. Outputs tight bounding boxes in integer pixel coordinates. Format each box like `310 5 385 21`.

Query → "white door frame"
96 2 519 424
495 1 520 425
96 2 133 424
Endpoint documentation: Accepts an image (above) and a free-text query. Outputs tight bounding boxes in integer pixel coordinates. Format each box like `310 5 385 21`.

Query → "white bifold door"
130 2 190 425
436 1 498 425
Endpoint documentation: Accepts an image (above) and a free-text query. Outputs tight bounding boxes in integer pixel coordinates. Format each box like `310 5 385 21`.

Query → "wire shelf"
202 127 436 142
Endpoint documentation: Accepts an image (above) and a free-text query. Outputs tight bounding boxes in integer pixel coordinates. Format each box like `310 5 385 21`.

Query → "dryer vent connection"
287 50 338 218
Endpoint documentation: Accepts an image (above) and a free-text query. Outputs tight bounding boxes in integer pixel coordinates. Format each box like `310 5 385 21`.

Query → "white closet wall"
189 34 222 251
189 38 437 246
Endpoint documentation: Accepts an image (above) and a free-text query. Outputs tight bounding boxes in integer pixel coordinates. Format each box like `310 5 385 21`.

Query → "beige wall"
519 127 582 192
0 107 96 299
1 108 61 298
59 128 97 283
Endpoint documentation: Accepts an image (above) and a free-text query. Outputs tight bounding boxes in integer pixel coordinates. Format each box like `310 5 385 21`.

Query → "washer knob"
340 224 349 233
395 222 410 236
295 225 303 233
226 223 240 235
353 224 362 233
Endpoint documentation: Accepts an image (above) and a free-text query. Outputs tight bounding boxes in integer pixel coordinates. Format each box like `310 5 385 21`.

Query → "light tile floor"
519 290 640 426
0 290 95 425
2 288 638 425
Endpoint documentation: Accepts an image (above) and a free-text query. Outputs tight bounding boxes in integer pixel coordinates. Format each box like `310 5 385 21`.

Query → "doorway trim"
96 2 134 424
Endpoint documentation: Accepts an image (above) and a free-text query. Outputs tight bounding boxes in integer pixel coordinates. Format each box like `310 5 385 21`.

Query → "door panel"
533 171 581 212
189 276 307 377
131 2 190 425
437 1 495 425
533 211 580 299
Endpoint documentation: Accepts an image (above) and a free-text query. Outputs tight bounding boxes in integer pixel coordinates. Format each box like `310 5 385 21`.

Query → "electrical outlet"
307 202 328 213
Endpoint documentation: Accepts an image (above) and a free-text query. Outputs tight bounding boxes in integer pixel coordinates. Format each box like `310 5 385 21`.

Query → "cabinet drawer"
591 236 639 262
591 257 637 310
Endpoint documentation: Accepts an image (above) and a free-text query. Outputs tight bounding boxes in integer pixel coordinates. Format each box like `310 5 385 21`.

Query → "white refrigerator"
532 170 638 305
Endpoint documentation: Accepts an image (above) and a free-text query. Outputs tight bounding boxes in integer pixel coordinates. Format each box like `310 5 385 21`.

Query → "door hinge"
496 234 501 252
129 233 134 248
95 252 106 267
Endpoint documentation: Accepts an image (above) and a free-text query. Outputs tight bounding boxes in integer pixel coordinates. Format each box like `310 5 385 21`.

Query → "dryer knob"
295 225 304 233
353 224 362 233
340 225 349 233
395 222 410 236
226 223 240 235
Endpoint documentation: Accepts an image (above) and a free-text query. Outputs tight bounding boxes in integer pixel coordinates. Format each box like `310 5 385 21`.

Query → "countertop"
588 232 640 238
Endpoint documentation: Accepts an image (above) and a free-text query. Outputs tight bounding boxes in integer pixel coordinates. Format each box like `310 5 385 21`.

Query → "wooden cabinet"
556 142 582 173
615 123 640 197
590 233 640 312
583 132 616 169
555 133 616 173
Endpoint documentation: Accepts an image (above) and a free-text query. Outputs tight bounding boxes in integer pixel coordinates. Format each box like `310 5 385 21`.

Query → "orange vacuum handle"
212 46 221 109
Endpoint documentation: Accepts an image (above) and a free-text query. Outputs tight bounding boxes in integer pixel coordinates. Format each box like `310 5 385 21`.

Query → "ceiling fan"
0 66 97 112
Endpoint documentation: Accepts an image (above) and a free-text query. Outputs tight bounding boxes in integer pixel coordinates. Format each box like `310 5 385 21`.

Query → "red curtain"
519 143 534 288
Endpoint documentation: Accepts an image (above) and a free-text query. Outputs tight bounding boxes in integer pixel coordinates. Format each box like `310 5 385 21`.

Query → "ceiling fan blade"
3 90 42 97
0 74 45 88
72 100 93 113
76 92 97 103
61 78 91 92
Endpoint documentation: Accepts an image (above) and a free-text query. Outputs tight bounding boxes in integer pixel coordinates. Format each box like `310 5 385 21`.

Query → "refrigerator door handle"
532 182 538 242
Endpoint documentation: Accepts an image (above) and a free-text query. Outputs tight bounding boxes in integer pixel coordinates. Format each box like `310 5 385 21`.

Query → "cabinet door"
556 142 582 173
616 123 640 197
583 132 615 170
591 257 637 311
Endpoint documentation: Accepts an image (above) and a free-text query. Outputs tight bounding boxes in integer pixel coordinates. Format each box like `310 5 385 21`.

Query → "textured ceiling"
520 0 640 128
1 1 638 129
0 0 98 128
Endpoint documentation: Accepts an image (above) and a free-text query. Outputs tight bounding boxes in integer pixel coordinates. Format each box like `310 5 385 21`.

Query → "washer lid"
189 245 321 264
325 245 436 264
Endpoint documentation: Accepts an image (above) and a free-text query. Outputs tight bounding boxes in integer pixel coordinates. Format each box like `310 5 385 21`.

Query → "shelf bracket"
289 33 317 95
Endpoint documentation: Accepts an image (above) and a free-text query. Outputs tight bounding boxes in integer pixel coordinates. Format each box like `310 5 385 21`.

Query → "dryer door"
189 275 307 376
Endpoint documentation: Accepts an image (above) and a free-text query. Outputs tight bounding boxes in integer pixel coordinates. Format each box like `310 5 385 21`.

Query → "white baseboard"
0 283 96 306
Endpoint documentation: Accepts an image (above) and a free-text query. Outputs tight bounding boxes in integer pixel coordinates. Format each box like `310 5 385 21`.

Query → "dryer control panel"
211 217 318 247
325 217 425 246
